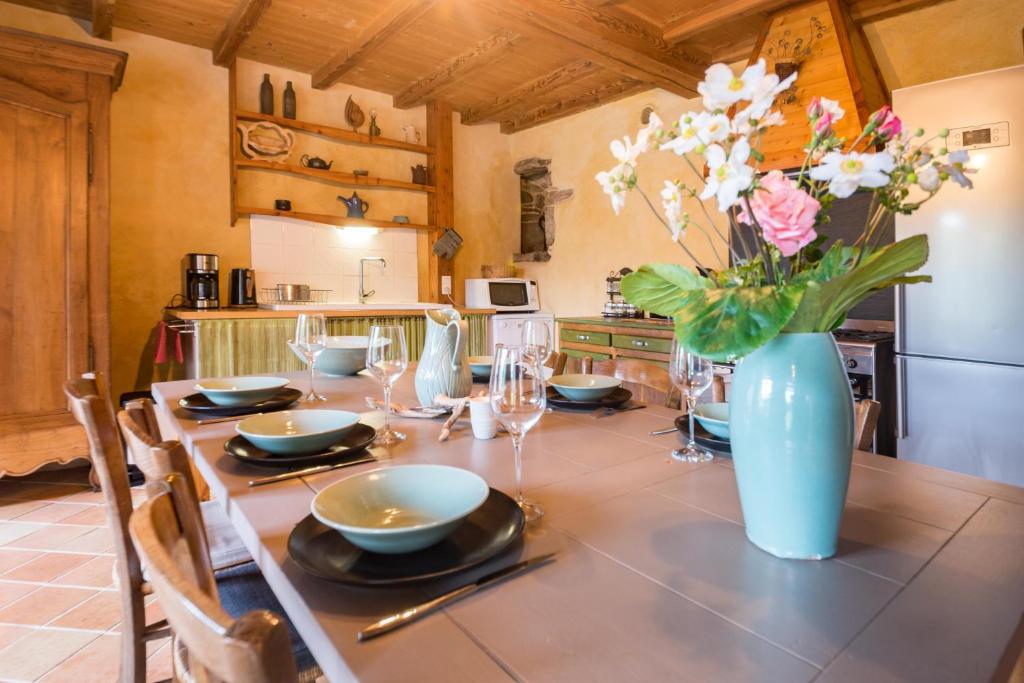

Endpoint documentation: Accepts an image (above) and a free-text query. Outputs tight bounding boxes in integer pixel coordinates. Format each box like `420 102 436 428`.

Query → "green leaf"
673 284 806 362
620 264 709 317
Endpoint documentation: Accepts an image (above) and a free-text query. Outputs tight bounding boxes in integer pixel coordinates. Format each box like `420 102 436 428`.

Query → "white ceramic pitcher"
414 309 471 406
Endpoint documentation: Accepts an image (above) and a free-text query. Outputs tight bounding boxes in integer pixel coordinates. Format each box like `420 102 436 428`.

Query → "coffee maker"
182 253 219 309
229 268 257 308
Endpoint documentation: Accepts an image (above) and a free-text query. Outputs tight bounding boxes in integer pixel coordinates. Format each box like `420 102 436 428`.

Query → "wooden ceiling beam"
213 0 272 66
91 0 116 40
312 0 435 89
393 30 523 109
663 0 792 43
477 0 705 97
501 76 647 133
847 0 955 23
459 59 599 125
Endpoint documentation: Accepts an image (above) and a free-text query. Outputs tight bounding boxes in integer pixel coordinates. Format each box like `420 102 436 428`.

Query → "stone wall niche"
513 157 572 262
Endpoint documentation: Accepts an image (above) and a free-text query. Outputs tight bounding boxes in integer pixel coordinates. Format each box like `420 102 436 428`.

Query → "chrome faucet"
358 257 386 303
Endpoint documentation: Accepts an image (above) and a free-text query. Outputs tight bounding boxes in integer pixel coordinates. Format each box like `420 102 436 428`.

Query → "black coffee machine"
229 268 257 308
182 253 219 309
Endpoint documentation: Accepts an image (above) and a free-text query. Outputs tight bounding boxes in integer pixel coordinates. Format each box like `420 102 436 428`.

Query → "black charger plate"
287 488 524 586
178 388 302 417
674 415 731 454
546 386 632 410
224 423 376 469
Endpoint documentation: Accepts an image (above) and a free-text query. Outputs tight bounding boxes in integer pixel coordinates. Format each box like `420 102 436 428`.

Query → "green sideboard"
557 316 676 371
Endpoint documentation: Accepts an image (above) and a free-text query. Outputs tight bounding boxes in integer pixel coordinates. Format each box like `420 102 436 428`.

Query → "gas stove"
832 322 896 455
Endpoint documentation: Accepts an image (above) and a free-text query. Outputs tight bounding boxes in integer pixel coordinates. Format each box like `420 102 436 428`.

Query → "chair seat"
200 500 253 571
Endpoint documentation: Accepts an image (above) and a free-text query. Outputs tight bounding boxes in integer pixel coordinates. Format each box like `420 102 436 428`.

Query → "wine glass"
489 345 547 522
668 339 715 463
366 325 408 446
521 320 552 367
294 314 327 402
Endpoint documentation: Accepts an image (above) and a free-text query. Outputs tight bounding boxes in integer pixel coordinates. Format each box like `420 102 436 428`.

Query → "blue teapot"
338 191 370 219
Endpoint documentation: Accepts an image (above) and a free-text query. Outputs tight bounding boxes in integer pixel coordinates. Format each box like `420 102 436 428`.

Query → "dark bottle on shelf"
283 81 296 119
259 74 274 115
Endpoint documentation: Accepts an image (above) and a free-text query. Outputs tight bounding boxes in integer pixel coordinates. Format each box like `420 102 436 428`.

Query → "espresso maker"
182 253 220 309
603 267 639 318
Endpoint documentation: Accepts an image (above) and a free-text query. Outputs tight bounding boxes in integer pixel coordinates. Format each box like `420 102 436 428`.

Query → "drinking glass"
366 325 408 446
668 339 715 463
294 314 327 402
521 320 552 367
489 345 547 522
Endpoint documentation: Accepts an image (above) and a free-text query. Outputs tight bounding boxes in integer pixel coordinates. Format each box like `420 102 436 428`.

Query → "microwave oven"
464 278 539 312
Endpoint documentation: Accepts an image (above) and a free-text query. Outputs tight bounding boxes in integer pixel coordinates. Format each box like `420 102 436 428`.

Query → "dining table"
151 369 1024 682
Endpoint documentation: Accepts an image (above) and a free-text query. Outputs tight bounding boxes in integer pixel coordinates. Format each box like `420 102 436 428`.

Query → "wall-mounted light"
339 226 380 236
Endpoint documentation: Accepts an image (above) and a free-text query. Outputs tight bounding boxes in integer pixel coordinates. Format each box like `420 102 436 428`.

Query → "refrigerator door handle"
894 283 905 354
896 355 908 439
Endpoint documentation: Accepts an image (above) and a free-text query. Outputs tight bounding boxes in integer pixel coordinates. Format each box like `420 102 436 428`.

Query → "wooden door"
0 76 91 475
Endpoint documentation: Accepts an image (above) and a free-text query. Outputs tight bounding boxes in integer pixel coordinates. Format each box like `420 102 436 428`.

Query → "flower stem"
740 195 779 285
636 186 704 266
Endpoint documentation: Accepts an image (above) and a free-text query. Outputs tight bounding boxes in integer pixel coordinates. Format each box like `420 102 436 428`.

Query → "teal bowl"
694 402 730 440
311 465 490 554
289 336 370 376
194 376 289 406
236 410 359 455
548 373 621 401
468 355 493 378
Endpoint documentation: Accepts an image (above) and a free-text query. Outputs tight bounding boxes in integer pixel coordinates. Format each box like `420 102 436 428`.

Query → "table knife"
649 426 678 436
357 552 557 642
247 456 376 487
195 413 261 426
592 402 646 418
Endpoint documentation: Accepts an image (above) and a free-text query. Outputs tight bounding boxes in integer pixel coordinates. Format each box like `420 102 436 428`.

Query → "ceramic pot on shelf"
414 309 471 406
729 332 855 560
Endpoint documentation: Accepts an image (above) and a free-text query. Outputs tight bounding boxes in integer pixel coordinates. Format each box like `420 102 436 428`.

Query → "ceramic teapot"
300 154 333 170
414 309 471 406
337 191 370 218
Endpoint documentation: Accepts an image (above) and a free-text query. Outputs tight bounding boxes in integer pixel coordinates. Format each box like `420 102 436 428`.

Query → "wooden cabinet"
557 317 677 370
0 28 126 480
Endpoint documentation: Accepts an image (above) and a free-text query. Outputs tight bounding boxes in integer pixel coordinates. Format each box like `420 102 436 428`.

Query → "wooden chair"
854 399 882 451
545 350 568 377
580 356 726 410
118 399 251 570
130 472 301 683
64 377 172 683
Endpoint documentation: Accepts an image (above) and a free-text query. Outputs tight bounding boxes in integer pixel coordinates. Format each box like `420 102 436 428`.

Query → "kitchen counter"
169 306 495 320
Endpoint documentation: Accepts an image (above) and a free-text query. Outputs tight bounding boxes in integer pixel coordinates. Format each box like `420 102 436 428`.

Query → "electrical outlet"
441 276 452 295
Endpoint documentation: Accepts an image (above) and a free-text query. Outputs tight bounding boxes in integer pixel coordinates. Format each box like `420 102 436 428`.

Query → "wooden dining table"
151 369 1024 682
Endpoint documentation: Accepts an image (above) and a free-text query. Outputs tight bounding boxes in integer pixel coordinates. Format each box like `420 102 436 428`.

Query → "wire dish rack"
259 288 332 305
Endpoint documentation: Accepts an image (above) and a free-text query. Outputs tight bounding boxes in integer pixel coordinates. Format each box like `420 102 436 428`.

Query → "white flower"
610 136 641 165
948 149 969 164
595 163 632 214
700 139 754 211
944 149 975 188
661 180 687 240
698 60 768 111
917 164 941 192
740 69 798 120
697 113 731 145
809 151 895 198
819 97 845 122
732 109 785 137
635 112 664 153
661 111 708 156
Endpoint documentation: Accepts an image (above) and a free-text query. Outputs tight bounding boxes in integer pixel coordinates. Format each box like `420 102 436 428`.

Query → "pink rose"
869 105 902 141
738 171 821 257
806 96 824 119
814 112 834 137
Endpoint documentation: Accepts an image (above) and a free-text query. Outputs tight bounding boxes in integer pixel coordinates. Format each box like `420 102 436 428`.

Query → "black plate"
674 414 731 454
287 487 524 586
178 388 302 417
224 423 377 469
546 386 632 410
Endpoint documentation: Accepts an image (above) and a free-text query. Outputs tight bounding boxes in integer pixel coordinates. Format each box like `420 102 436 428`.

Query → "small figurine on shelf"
259 74 274 115
368 109 381 137
345 96 365 131
283 81 296 119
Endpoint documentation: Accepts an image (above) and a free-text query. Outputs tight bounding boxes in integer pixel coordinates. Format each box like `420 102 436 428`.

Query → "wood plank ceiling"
8 0 942 132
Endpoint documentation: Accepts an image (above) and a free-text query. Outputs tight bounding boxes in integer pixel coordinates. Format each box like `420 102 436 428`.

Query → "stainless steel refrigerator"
893 65 1024 487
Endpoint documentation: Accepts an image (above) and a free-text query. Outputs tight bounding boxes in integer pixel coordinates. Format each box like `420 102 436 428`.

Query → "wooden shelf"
235 110 433 155
237 206 437 231
236 158 435 193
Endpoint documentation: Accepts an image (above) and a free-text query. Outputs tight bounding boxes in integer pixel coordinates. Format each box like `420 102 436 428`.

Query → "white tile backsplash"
250 216 420 303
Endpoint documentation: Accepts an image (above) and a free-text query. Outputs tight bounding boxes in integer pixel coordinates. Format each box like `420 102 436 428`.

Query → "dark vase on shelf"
259 74 274 115
283 81 296 119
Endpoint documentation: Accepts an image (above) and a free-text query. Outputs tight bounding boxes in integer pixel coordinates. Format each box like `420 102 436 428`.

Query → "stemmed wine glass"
668 339 715 463
366 325 408 446
489 345 547 522
294 314 327 402
521 320 552 367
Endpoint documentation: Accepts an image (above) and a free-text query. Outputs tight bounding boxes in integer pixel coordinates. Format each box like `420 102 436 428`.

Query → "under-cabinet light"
339 226 380 236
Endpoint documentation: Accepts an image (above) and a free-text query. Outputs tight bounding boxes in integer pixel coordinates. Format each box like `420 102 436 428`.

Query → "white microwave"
465 278 539 312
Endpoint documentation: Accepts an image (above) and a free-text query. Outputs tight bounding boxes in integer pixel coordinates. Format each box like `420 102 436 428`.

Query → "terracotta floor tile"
14 502 95 524
0 585 96 625
0 548 41 574
4 552 93 583
0 623 34 650
0 521 46 546
49 590 121 630
39 632 122 682
5 524 93 550
146 640 174 683
58 506 110 526
0 628 98 681
0 580 37 609
57 528 115 554
52 555 116 589
0 499 50 520
57 489 107 505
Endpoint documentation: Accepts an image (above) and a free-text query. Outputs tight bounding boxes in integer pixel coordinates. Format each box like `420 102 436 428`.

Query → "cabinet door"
0 76 90 473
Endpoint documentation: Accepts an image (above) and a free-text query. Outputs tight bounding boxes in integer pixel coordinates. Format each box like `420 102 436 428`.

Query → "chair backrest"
854 399 881 451
64 376 147 677
544 351 568 377
581 357 680 408
130 473 299 683
118 401 202 499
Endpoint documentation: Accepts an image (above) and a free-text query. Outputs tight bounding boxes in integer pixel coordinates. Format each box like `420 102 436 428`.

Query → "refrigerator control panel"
947 121 1009 151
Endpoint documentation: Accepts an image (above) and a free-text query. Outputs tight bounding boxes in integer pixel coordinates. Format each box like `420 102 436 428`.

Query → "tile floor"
0 467 171 682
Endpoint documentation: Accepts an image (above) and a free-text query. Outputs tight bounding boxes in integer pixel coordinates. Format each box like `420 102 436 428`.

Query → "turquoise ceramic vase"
730 332 854 560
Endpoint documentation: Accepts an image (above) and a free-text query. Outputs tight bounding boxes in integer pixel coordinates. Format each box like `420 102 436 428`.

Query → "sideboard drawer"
612 334 672 354
560 329 611 346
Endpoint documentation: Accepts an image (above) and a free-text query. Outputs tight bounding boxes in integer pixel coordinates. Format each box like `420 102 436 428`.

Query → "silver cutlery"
357 553 557 641
247 456 376 487
592 402 646 418
649 426 678 436
195 413 258 426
